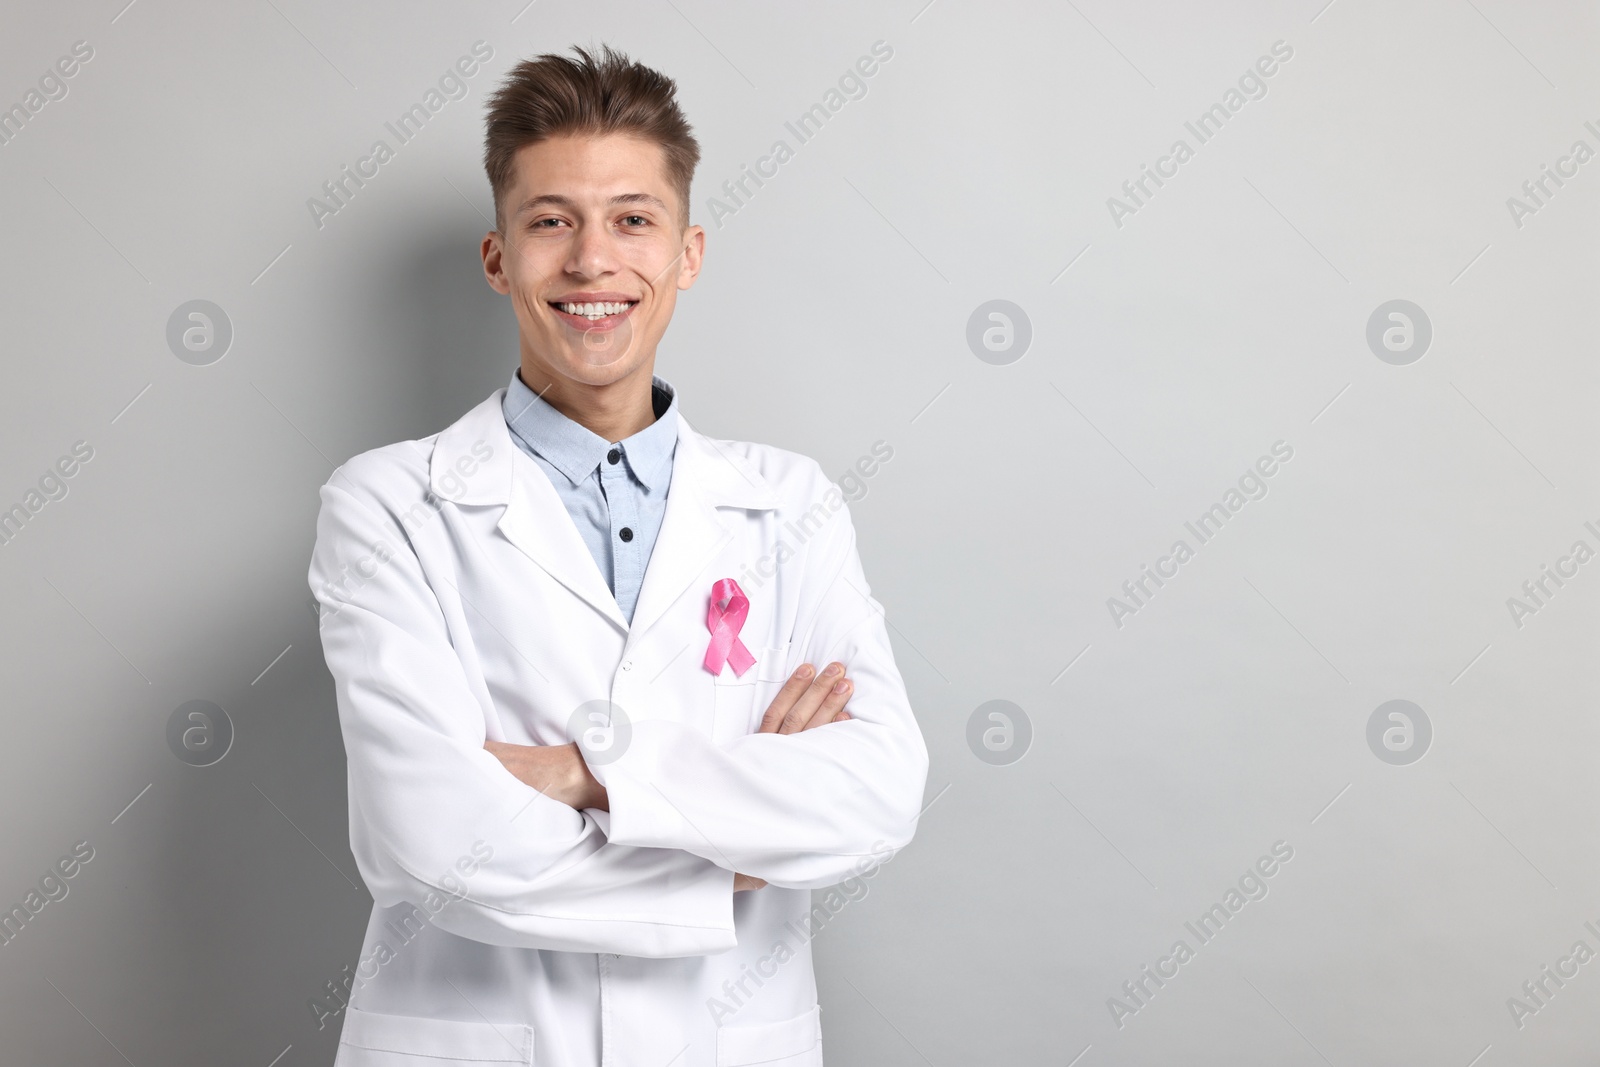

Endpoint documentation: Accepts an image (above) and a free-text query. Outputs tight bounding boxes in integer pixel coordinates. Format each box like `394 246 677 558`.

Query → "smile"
549 300 637 324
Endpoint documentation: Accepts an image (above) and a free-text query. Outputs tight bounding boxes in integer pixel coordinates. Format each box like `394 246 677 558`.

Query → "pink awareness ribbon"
703 577 756 677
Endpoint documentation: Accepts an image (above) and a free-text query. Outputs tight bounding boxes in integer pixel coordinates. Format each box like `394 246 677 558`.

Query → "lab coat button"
621 661 632 671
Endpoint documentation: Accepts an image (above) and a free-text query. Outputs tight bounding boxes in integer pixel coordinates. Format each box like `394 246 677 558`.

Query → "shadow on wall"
121 223 518 1062
379 223 521 436
163 646 370 1063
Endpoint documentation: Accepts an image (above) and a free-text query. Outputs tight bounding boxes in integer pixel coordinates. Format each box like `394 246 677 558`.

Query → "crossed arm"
312 466 926 957
484 660 857 891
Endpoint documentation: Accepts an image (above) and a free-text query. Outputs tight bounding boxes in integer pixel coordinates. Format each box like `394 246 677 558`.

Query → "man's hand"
730 661 856 893
484 659 851 885
484 740 608 811
757 661 855 734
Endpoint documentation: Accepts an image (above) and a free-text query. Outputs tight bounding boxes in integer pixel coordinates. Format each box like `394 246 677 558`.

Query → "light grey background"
1 0 1595 1064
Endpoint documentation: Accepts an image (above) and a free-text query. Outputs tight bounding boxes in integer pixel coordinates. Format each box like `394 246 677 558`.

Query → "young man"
308 45 927 1067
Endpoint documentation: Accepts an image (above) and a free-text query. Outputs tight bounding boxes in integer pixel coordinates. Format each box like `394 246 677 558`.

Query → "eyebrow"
514 192 668 218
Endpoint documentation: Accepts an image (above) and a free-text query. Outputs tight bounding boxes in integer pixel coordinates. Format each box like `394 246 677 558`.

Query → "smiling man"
307 44 928 1067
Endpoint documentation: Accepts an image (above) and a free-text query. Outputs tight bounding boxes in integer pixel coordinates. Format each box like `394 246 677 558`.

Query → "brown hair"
482 44 700 234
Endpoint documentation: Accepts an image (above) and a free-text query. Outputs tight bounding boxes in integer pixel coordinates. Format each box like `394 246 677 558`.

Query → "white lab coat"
307 387 929 1067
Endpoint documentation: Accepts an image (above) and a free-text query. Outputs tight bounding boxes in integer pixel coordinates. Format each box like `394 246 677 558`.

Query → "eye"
621 215 649 227
530 217 566 230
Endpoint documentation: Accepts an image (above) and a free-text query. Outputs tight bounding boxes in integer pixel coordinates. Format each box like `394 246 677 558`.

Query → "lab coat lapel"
627 414 779 646
498 464 629 631
430 389 629 632
430 391 780 640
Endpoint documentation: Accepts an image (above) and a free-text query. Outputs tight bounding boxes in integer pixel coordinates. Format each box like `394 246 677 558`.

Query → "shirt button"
619 527 633 542
606 448 621 465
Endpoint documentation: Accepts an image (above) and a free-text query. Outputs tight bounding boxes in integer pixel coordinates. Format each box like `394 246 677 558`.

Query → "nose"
565 220 620 280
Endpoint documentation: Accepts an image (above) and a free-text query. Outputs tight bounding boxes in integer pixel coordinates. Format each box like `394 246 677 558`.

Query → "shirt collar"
502 369 679 491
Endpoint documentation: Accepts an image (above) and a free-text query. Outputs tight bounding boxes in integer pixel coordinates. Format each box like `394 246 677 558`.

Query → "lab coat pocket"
335 1005 534 1066
712 644 790 744
715 1003 822 1066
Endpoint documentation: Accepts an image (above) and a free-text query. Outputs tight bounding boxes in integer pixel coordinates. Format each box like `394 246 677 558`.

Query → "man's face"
482 133 703 389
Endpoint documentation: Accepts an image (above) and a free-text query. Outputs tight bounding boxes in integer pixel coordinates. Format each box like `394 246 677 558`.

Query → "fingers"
781 662 852 734
758 662 858 733
801 684 853 731
758 664 818 733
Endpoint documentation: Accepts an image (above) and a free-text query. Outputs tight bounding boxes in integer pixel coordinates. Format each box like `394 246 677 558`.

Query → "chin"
540 348 647 386
567 361 639 384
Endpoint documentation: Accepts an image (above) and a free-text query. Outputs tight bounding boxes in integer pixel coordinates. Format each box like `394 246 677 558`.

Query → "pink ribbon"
703 578 756 677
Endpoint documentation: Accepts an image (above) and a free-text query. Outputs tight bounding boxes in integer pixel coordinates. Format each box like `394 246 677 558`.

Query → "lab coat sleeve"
309 473 737 958
589 467 931 890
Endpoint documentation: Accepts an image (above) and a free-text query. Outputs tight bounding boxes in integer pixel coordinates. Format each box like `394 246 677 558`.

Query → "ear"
481 230 511 295
676 224 706 291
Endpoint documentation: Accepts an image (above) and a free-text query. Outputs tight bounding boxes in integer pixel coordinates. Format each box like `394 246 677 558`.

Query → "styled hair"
482 44 699 233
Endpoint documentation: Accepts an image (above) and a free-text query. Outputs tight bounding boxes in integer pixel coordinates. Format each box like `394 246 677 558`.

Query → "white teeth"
558 301 632 319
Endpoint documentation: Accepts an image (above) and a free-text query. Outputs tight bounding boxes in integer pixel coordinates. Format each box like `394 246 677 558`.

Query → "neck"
517 360 659 443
